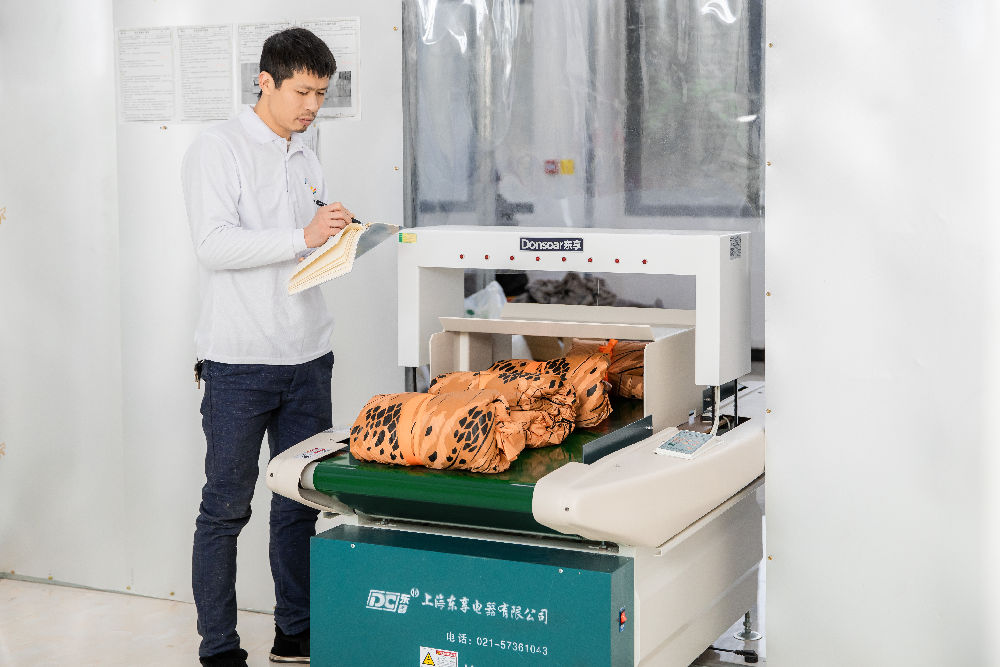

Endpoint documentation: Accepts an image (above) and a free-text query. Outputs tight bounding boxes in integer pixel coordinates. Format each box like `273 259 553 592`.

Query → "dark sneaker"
270 624 310 663
200 648 248 666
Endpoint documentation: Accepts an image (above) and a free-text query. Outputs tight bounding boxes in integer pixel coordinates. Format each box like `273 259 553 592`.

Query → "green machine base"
311 525 634 666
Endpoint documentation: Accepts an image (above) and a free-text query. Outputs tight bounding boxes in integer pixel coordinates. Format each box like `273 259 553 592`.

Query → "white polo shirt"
182 106 334 364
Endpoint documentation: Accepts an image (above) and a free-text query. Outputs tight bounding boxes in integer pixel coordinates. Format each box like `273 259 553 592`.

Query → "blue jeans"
192 352 333 657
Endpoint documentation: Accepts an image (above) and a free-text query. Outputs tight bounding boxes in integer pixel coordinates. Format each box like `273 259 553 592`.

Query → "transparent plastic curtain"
403 0 764 229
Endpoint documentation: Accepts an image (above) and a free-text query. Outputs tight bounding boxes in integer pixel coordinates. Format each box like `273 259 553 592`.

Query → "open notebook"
288 222 399 295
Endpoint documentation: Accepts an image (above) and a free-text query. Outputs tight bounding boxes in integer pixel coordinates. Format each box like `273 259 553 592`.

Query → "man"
182 28 352 666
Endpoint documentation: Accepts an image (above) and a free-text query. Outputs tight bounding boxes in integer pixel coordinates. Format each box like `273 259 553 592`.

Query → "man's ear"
258 70 275 96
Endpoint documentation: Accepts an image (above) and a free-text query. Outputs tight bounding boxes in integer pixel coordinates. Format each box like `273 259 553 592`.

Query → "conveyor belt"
309 398 647 536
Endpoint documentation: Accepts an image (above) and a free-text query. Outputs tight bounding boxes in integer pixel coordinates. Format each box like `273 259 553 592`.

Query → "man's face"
255 69 330 139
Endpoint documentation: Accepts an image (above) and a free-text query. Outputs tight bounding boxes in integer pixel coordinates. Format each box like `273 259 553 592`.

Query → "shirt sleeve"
182 134 302 271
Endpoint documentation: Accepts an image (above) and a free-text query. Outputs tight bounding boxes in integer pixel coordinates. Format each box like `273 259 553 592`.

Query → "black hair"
258 27 337 95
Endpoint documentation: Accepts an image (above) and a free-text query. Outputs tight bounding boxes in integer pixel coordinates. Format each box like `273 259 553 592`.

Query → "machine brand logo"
366 589 413 614
520 237 583 252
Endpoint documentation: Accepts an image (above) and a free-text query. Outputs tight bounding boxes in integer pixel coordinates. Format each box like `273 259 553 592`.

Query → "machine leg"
733 378 740 424
733 611 763 641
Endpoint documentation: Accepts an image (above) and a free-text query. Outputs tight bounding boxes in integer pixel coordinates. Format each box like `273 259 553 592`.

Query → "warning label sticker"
418 646 458 667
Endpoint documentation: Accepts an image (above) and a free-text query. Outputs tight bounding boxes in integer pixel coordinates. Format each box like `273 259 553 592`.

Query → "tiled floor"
0 578 278 666
1 369 767 666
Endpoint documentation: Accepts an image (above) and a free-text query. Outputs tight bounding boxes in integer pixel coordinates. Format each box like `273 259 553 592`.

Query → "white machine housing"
429 302 703 431
397 225 752 386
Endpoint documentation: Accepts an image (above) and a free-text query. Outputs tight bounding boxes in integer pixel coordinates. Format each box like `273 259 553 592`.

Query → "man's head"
254 28 337 139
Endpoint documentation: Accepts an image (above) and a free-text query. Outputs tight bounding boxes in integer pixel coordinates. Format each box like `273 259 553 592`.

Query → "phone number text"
476 636 548 656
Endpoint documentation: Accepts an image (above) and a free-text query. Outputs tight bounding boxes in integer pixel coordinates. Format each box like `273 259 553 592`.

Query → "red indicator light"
562 257 566 262
587 258 593 263
615 258 620 264
535 256 540 261
509 255 514 260
642 259 647 264
459 254 464 259
484 255 489 260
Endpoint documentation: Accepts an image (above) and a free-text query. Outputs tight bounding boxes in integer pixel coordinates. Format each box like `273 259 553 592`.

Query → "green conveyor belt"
309 398 646 536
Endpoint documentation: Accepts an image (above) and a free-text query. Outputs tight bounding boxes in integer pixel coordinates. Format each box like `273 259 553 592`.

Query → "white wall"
0 0 128 591
765 2 1000 665
1 0 402 615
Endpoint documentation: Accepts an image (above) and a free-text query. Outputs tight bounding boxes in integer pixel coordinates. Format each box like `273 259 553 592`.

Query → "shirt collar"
239 105 306 152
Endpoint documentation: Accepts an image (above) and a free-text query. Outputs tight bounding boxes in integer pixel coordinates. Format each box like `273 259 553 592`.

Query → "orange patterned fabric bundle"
488 352 611 427
568 338 648 399
349 390 526 473
428 369 577 448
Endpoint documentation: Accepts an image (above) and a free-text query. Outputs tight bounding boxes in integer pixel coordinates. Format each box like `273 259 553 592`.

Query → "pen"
314 199 361 225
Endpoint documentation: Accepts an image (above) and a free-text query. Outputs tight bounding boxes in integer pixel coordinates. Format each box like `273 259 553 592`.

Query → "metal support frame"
733 610 763 641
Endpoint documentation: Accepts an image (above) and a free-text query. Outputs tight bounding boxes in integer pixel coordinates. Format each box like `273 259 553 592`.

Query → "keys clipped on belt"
194 359 205 389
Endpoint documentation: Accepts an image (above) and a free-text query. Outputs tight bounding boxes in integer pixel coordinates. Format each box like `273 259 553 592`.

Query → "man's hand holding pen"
304 200 355 248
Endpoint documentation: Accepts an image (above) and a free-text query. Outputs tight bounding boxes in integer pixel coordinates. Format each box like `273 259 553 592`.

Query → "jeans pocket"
204 360 266 382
